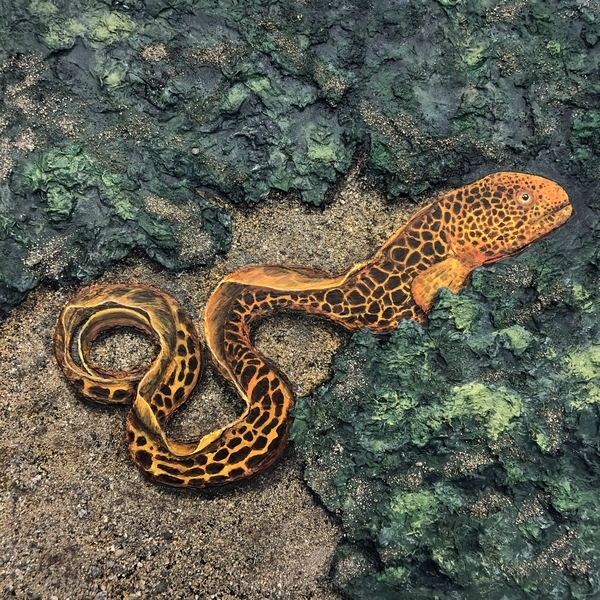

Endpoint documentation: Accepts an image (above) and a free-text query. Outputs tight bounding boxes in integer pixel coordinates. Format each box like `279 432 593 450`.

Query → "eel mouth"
483 201 573 264
533 201 573 227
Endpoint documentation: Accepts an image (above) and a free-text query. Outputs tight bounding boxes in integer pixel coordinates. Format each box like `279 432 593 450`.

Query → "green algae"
0 143 230 313
88 12 135 46
497 325 534 357
3 0 600 313
40 10 135 51
443 382 522 441
570 283 595 313
293 237 600 598
27 145 140 222
565 344 600 410
387 489 439 536
567 345 600 382
27 0 58 17
434 290 480 332
550 480 596 516
221 84 249 114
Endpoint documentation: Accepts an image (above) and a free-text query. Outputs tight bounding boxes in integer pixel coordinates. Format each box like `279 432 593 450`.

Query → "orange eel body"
54 172 572 487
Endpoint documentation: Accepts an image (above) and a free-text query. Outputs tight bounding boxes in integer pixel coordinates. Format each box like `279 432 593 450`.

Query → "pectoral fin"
411 257 472 313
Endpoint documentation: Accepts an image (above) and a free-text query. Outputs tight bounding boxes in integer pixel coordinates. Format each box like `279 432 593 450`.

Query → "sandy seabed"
0 166 418 599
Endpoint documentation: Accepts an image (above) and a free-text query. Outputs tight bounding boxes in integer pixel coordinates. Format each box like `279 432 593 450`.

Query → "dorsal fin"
223 263 346 291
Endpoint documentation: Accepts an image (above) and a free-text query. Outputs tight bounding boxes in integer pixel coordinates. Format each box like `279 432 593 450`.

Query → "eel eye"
518 190 533 205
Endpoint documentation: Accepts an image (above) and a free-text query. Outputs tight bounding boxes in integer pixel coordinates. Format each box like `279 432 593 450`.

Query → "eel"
54 171 572 487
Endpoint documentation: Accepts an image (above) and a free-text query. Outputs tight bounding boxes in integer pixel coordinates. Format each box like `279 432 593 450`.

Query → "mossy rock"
293 217 600 598
3 0 600 314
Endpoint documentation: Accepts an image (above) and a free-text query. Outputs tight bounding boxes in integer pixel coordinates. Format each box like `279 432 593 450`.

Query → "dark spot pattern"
136 450 153 470
88 386 110 399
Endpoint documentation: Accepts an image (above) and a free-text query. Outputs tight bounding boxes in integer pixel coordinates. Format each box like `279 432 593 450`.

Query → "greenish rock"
0 142 230 314
443 382 522 441
292 212 600 598
2 0 600 314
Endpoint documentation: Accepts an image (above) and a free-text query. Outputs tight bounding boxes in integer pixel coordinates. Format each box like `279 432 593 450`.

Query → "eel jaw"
533 202 573 229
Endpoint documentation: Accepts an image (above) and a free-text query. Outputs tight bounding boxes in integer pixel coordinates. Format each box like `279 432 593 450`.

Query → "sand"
0 164 419 599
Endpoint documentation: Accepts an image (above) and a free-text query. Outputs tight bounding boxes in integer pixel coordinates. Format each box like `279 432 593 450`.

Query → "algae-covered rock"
285 4 600 592
293 219 600 597
0 140 231 314
2 0 600 314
